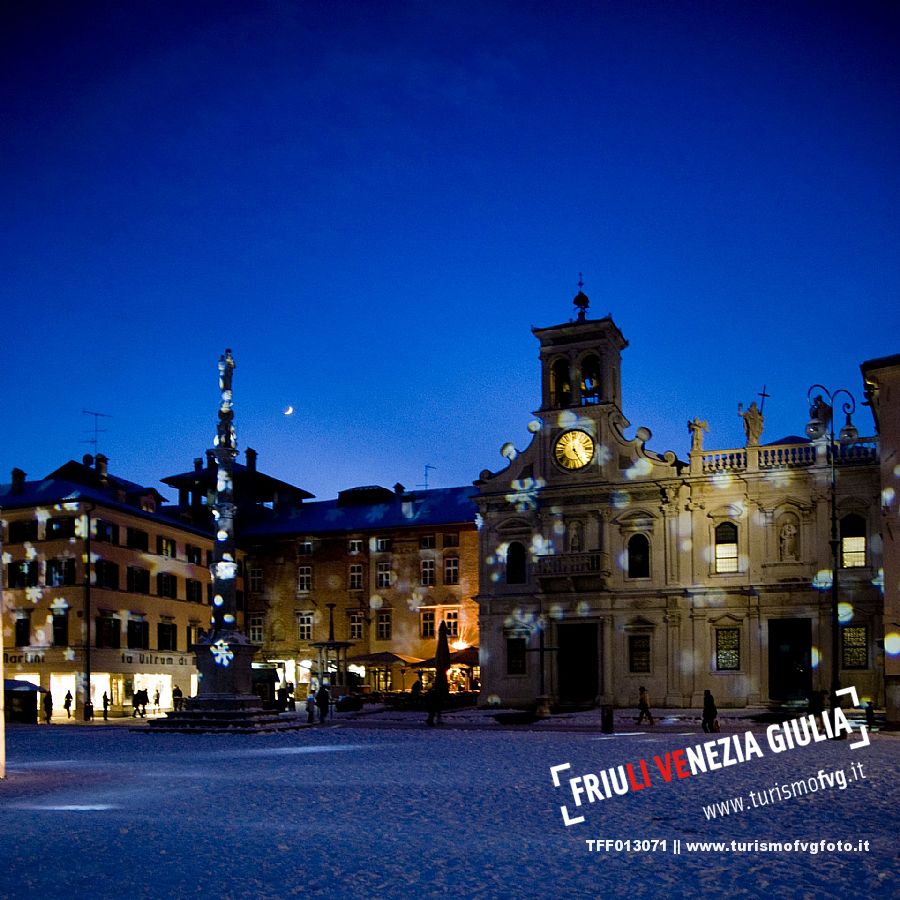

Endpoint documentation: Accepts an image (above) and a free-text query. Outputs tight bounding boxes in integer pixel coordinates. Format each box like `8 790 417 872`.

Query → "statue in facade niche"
779 522 799 561
688 417 708 452
738 401 764 446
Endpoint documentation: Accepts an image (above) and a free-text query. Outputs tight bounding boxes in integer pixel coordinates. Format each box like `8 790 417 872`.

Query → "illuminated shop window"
715 628 740 671
349 612 364 640
421 610 435 638
841 626 868 669
840 515 866 568
714 523 739 574
349 564 364 590
421 559 436 586
297 566 313 593
444 557 460 586
14 612 31 647
627 534 650 579
376 610 392 641
506 638 527 674
376 562 391 589
628 635 651 673
296 612 313 642
506 542 527 585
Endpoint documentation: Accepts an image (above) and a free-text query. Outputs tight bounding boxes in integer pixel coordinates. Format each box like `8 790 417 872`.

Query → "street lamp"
806 384 858 708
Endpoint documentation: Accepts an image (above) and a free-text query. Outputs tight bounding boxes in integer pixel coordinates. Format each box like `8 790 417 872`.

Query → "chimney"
95 453 109 485
11 468 26 494
246 447 257 471
194 457 203 472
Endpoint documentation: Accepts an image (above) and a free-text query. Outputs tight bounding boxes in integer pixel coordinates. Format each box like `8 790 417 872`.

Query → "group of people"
636 686 719 733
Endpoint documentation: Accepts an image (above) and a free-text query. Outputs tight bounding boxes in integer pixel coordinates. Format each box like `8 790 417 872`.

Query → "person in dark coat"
636 686 654 725
43 691 53 724
172 685 183 712
102 691 110 720
315 684 330 724
306 692 316 724
63 690 73 718
702 689 718 733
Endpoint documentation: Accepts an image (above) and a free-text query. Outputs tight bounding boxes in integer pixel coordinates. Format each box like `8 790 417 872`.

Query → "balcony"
534 551 610 592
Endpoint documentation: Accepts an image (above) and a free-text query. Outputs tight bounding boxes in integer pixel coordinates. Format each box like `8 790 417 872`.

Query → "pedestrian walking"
315 683 330 724
701 689 718 733
172 684 183 711
43 691 53 724
636 686 654 725
154 689 160 713
102 691 110 721
63 690 73 718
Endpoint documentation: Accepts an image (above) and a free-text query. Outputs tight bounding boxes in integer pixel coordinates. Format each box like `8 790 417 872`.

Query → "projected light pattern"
505 477 544 512
885 633 900 656
838 602 854 624
211 639 234 667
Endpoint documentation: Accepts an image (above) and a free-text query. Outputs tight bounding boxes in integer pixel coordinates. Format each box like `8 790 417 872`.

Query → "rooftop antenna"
82 409 112 454
417 464 436 491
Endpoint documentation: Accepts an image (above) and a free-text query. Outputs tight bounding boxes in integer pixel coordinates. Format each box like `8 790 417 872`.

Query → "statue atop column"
687 417 708 453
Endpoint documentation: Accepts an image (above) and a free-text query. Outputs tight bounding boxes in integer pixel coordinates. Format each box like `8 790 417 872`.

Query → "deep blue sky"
3 1 899 501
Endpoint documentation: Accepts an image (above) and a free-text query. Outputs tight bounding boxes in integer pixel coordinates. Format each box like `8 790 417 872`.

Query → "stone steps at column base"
139 709 308 734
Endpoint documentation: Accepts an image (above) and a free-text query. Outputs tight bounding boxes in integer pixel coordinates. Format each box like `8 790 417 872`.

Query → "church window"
841 626 867 669
506 542 527 584
714 522 739 573
627 533 650 579
840 515 866 568
628 634 651 673
506 637 527 674
580 354 601 405
715 628 740 670
551 359 572 407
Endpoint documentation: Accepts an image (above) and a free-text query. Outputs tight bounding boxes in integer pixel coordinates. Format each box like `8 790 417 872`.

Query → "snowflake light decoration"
211 640 234 667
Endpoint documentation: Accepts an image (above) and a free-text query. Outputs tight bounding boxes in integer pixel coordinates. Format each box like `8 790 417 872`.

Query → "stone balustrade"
696 438 878 474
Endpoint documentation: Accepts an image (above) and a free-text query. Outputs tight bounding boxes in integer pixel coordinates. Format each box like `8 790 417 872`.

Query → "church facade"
474 291 883 710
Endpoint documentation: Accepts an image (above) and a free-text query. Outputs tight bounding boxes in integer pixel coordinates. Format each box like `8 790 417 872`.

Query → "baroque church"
474 288 883 710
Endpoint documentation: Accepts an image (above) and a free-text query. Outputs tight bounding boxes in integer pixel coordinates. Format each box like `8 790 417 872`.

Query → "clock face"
554 430 595 470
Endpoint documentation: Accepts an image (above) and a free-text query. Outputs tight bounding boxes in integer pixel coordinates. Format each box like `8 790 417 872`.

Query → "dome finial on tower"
573 273 589 321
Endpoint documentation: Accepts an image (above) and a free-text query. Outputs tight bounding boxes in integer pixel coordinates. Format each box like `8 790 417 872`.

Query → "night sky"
3 1 899 502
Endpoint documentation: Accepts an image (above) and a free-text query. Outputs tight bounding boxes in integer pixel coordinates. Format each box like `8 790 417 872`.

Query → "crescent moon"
284 405 294 416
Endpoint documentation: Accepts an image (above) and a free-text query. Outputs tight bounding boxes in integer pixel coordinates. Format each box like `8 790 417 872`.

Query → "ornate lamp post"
806 384 859 705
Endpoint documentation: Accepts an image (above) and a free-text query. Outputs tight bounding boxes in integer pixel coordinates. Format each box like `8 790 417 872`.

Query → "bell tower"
533 280 628 414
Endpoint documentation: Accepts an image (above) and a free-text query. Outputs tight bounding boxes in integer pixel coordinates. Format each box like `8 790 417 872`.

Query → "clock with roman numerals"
554 429 594 470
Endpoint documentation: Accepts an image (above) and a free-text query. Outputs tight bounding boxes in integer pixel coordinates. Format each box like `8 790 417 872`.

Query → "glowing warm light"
838 602 854 624
451 639 468 651
885 633 900 656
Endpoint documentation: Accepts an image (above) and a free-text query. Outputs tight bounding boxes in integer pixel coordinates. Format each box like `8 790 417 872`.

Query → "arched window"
580 354 601 405
627 533 650 578
551 359 572 408
506 541 527 584
840 514 866 568
714 522 739 573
